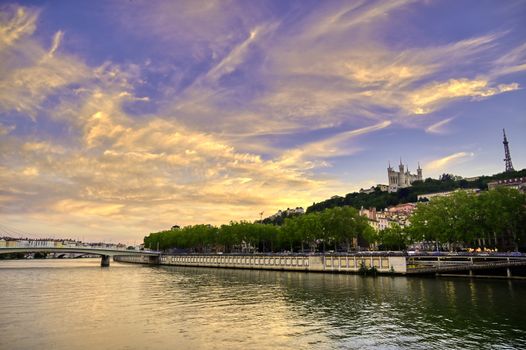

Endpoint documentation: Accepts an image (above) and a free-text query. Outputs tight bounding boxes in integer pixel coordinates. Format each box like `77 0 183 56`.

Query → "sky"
1 0 525 243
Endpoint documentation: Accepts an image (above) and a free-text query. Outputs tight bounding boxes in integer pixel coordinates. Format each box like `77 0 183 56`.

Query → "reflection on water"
0 259 525 349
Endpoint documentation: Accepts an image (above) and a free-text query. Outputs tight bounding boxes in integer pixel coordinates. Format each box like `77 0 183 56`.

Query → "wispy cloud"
47 30 63 57
426 117 454 134
0 5 38 49
425 152 475 172
0 8 88 118
408 79 519 115
278 120 392 168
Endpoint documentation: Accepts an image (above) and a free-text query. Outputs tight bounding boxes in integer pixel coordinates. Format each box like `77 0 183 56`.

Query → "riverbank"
115 253 406 274
114 253 526 279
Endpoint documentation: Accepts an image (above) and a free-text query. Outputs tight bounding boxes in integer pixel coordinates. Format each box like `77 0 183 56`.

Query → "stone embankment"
114 253 407 274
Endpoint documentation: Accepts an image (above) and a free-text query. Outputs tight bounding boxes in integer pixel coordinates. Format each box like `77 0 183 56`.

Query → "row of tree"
359 187 526 252
144 206 374 253
409 187 526 251
144 187 526 253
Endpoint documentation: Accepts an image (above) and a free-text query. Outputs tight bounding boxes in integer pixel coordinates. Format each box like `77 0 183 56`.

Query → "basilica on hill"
387 159 422 193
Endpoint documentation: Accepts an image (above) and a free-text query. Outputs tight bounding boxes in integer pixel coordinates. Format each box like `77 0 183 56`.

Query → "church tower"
387 159 422 192
398 158 406 186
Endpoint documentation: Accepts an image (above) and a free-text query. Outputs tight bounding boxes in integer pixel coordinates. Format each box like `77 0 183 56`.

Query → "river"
0 258 525 349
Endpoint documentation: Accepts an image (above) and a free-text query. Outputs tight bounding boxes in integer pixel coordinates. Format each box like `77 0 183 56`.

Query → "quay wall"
114 254 407 274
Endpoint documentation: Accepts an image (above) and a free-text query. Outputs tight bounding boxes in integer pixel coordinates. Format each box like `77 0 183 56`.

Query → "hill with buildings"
306 168 526 214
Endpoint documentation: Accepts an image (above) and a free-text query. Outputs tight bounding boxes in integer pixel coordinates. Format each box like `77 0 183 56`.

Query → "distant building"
16 240 29 247
417 188 479 201
62 240 78 248
269 207 304 220
0 239 6 248
487 177 526 192
387 159 422 193
464 176 480 182
6 240 17 248
359 184 389 194
360 203 416 231
378 184 389 192
359 207 396 231
29 240 54 248
387 203 417 215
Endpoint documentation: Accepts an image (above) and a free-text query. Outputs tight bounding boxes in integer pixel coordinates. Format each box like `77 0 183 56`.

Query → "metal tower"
503 129 515 172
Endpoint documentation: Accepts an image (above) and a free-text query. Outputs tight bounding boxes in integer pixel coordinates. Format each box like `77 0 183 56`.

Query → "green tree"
377 224 407 250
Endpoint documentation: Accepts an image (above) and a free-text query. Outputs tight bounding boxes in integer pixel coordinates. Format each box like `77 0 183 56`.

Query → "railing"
406 255 526 274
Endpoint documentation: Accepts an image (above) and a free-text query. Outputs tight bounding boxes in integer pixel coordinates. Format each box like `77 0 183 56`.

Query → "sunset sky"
1 1 525 243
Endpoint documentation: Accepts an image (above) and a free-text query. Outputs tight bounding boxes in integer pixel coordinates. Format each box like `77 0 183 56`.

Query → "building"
464 176 480 182
16 240 29 247
360 203 416 232
378 184 389 192
268 207 304 220
387 203 417 215
387 159 422 192
417 188 479 201
359 184 389 194
359 207 396 231
0 239 6 248
359 187 375 194
487 177 526 192
28 240 55 248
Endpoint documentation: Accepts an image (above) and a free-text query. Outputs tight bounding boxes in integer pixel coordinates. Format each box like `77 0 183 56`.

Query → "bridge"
0 247 161 267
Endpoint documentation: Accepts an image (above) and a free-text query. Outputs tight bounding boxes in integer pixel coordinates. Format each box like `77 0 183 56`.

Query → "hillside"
305 168 526 214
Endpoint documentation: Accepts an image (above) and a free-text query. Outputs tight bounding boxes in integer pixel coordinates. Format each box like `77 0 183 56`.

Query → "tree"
377 224 407 251
409 188 526 251
479 188 526 251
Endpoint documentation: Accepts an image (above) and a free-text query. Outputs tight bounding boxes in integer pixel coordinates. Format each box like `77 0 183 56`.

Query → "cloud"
278 120 392 168
0 84 347 239
408 79 519 114
425 117 454 134
204 23 277 82
0 123 15 135
301 0 414 40
112 1 522 143
1 2 525 242
0 8 88 117
0 5 38 49
425 152 475 172
48 30 63 57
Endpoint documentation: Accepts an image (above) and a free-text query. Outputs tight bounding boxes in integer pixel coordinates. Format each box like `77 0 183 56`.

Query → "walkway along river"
115 252 526 279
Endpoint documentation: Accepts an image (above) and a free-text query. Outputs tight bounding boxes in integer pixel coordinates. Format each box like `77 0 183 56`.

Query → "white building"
417 188 479 201
387 159 422 192
16 240 29 247
487 177 526 192
0 239 6 248
29 240 55 248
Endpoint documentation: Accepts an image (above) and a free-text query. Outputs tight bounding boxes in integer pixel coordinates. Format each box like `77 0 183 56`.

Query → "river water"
0 258 525 349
